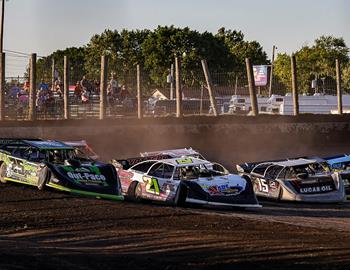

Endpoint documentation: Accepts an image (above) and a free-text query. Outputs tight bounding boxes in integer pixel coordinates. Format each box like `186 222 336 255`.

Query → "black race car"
0 139 123 201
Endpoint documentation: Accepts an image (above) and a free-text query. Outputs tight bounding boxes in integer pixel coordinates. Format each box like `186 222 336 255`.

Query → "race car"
0 139 123 201
112 156 260 208
323 154 350 195
63 140 99 160
236 158 345 203
140 147 206 160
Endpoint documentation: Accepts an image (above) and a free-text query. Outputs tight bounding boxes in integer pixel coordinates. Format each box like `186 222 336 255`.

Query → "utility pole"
0 0 5 54
269 45 276 97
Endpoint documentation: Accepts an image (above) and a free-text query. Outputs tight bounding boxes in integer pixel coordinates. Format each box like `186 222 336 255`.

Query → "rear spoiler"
111 154 172 170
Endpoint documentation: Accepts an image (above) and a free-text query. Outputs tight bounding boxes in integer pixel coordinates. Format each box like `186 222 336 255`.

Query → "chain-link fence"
2 55 350 120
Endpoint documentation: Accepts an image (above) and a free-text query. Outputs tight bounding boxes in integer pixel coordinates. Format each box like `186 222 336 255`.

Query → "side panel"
251 176 281 199
0 152 40 186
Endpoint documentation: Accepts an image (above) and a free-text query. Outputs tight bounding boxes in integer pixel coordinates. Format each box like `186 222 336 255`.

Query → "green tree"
274 36 349 94
215 27 269 75
37 47 86 85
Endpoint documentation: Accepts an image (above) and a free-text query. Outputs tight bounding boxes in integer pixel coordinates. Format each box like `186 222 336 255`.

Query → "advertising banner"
253 65 268 86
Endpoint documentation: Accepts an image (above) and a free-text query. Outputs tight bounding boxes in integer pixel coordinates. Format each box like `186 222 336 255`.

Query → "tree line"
36 26 350 94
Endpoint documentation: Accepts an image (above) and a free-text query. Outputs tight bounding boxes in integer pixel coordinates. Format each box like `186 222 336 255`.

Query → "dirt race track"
1 184 350 270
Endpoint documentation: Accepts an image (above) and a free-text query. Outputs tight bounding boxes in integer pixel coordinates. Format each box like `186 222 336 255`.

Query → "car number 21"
257 178 269 193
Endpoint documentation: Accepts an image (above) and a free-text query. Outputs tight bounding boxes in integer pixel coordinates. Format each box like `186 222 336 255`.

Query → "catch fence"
2 55 349 120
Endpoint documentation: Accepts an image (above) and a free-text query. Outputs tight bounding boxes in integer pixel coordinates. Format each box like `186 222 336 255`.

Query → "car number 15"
257 178 269 193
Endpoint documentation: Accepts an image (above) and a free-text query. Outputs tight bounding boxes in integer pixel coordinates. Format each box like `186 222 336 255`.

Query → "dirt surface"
1 184 350 270
1 118 350 269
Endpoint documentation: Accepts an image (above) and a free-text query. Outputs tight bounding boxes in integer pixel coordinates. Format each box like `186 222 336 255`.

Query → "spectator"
94 79 100 94
38 79 49 91
74 81 82 101
119 85 130 101
17 90 29 114
81 89 89 104
8 84 21 98
23 80 30 91
108 74 119 96
80 75 89 91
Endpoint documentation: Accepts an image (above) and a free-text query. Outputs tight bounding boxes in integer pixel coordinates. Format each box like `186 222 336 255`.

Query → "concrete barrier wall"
1 115 350 170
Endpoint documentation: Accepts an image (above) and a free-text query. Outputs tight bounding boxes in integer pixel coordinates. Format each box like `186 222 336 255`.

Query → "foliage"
36 26 268 92
274 36 349 93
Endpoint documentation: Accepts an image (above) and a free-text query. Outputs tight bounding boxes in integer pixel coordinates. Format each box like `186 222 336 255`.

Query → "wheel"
174 183 188 206
38 166 51 190
0 162 7 184
127 181 143 202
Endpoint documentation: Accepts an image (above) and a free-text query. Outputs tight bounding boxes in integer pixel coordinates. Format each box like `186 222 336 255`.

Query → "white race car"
140 148 206 160
113 156 260 208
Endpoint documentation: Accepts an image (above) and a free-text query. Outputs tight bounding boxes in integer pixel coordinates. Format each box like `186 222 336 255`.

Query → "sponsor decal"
269 181 279 191
176 158 193 165
67 172 106 181
300 185 333 194
63 166 106 185
205 184 243 196
161 183 176 194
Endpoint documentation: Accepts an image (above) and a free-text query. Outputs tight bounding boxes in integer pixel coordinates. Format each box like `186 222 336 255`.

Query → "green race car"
0 139 123 201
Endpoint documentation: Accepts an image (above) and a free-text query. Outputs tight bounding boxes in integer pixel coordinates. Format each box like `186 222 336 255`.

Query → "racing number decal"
176 158 193 165
143 176 160 195
257 178 269 193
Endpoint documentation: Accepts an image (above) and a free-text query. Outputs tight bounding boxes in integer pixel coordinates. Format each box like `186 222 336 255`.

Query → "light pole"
269 45 277 97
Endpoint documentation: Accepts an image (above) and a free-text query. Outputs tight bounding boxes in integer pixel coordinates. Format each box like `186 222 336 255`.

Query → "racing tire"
38 166 51 191
127 181 143 203
0 162 7 184
174 183 188 207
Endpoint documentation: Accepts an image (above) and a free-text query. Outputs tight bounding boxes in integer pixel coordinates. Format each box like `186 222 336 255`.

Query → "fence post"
51 58 55 88
201 59 218 116
29 53 37 121
175 56 183 118
336 59 343 115
63 56 70 119
245 58 258 116
291 55 299 116
170 63 174 100
137 64 143 119
269 45 276 97
99 55 108 120
0 52 4 121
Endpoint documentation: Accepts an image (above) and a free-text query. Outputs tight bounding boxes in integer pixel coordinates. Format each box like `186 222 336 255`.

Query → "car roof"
141 148 200 157
63 140 87 147
155 157 211 167
273 158 319 167
23 140 74 150
327 155 350 166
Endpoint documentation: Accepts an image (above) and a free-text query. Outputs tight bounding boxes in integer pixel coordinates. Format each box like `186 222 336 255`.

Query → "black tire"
127 181 143 202
174 183 188 206
0 162 7 184
38 166 51 190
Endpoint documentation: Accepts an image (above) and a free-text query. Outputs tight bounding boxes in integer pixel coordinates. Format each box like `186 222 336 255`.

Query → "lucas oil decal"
300 185 333 194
